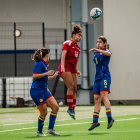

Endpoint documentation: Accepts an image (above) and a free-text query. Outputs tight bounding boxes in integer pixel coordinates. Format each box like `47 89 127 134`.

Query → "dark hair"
98 36 107 43
41 48 50 57
98 36 109 49
31 48 50 62
71 25 82 37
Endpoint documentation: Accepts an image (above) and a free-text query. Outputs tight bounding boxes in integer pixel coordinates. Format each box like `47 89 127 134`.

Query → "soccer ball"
90 7 102 20
59 101 63 106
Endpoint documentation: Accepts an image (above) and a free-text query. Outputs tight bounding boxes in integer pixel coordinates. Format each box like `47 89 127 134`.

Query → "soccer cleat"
107 119 115 129
47 129 60 136
67 109 76 120
36 132 47 137
88 122 100 131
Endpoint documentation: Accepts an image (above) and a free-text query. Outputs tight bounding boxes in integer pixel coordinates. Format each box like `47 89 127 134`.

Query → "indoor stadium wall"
0 0 70 107
0 0 70 77
0 0 69 28
103 0 140 104
0 0 139 107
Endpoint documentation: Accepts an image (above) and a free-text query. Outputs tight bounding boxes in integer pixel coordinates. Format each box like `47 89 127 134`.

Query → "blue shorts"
30 88 52 106
93 77 111 94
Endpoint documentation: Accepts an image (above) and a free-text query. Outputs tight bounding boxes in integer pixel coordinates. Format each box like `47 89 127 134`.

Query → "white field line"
9 129 140 135
0 117 92 127
0 118 88 126
0 118 139 133
0 122 34 126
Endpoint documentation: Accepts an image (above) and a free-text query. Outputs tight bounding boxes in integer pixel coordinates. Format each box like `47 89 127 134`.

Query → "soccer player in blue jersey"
88 36 114 131
30 48 60 136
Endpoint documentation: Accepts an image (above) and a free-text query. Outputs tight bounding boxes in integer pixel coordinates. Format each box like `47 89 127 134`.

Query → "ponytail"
31 48 50 62
71 25 82 37
31 49 42 62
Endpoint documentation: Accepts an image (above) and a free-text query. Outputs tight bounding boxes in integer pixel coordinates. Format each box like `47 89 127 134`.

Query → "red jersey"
58 40 80 74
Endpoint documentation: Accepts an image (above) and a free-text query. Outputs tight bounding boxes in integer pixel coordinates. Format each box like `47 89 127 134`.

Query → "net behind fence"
0 76 65 108
0 22 66 107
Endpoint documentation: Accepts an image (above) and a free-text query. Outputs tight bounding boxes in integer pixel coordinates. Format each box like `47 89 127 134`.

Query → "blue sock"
38 116 45 133
48 112 57 130
93 112 99 123
106 108 112 122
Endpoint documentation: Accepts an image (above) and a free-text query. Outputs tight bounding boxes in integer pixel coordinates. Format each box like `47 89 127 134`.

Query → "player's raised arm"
92 48 111 56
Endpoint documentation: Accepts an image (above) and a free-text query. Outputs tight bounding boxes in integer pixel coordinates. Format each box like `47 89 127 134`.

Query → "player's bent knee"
41 113 47 117
55 105 59 112
40 110 47 117
52 105 59 113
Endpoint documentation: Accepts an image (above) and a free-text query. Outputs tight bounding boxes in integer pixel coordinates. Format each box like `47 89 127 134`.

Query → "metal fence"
0 77 65 108
0 22 66 107
0 22 65 77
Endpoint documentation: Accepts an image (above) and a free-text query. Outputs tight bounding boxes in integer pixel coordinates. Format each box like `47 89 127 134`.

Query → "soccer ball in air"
59 101 63 106
90 7 102 20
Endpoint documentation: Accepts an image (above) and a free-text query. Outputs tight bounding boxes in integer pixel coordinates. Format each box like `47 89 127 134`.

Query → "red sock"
72 99 76 110
67 95 73 109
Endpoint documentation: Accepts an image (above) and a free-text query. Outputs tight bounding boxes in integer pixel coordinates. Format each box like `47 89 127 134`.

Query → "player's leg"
46 96 60 136
100 79 114 129
61 72 75 119
88 80 101 131
100 91 114 129
72 73 77 111
88 94 101 131
37 103 47 136
93 94 101 123
30 89 47 136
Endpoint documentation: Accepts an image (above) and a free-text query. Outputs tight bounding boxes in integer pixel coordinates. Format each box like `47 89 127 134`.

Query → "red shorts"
58 63 77 75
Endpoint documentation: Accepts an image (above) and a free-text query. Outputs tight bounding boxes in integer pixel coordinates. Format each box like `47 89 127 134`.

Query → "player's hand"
53 71 59 78
47 70 55 76
89 48 97 52
77 71 81 77
61 65 65 72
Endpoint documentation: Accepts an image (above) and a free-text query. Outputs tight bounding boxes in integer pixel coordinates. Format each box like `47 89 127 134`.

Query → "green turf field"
0 106 140 140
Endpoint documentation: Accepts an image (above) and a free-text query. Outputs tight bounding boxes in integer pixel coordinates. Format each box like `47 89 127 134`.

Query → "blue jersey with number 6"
92 49 111 94
93 49 111 80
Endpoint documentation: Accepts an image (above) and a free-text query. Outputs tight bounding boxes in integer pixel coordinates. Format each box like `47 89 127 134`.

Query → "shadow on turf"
88 132 109 135
25 134 72 138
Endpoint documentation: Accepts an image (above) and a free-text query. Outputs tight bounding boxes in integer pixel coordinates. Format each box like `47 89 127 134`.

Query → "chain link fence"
0 22 66 107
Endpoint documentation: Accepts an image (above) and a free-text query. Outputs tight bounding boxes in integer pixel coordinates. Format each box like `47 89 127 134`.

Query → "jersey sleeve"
62 42 69 51
33 62 42 74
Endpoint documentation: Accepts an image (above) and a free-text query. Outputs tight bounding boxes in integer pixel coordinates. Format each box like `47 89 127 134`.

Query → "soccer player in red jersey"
58 25 82 119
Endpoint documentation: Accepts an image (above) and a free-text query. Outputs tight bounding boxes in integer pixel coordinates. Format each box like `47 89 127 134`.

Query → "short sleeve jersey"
31 60 48 89
93 49 111 80
62 40 80 67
